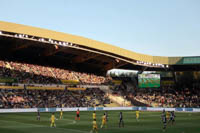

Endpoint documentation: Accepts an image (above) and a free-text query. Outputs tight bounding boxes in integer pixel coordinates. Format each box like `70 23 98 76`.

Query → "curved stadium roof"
0 21 200 73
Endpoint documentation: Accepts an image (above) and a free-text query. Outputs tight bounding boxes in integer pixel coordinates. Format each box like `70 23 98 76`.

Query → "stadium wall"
0 107 200 113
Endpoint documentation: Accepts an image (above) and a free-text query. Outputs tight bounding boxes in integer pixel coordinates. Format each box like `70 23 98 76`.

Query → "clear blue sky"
0 0 200 57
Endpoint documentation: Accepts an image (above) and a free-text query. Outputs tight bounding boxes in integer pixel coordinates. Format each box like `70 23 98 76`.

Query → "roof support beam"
11 44 29 52
116 61 128 68
137 66 148 74
42 46 66 56
104 60 128 71
10 41 34 52
73 52 99 63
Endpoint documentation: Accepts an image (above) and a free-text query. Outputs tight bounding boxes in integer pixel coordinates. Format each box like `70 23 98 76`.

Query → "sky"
0 0 200 57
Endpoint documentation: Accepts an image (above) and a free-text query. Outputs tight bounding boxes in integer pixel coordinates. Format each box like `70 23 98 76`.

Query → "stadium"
0 21 200 133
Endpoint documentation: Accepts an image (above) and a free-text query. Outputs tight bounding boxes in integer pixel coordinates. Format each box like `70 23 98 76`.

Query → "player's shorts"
93 126 97 130
77 114 80 117
119 118 123 123
102 121 106 125
170 117 175 121
136 115 139 118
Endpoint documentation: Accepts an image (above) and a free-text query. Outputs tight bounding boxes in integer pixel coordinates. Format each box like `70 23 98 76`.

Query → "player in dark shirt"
119 112 124 128
162 112 167 132
168 111 176 125
105 111 108 122
37 109 40 121
162 109 165 115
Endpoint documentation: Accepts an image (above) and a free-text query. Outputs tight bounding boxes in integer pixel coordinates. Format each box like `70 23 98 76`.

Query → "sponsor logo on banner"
67 88 86 91
132 107 139 110
87 107 94 111
185 108 193 112
96 107 103 110
48 108 56 112
27 86 64 90
0 78 17 83
0 86 24 89
111 80 122 85
175 108 183 111
38 108 46 112
61 80 79 84
140 107 147 111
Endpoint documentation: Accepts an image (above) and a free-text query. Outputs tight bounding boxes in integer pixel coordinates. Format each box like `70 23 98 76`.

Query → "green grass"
0 111 199 133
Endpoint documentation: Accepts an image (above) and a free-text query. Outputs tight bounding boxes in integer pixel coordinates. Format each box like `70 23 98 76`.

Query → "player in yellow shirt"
93 111 96 120
101 113 107 129
136 110 140 122
90 119 98 133
60 109 63 119
166 111 170 121
50 112 57 128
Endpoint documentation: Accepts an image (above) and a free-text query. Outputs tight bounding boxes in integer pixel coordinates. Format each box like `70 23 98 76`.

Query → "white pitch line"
0 119 88 133
0 119 44 127
54 127 89 133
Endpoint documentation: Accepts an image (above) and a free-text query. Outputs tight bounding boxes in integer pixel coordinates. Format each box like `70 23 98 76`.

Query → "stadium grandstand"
0 21 200 133
0 21 200 109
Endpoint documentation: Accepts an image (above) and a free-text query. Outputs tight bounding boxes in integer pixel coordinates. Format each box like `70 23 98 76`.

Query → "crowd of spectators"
84 88 110 106
112 83 200 108
0 88 110 109
1 59 200 108
0 60 110 84
131 88 200 108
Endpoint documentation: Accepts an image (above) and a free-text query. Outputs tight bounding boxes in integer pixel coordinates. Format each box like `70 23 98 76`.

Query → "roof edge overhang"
0 21 199 66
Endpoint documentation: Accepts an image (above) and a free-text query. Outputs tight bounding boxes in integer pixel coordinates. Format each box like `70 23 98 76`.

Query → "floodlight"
63 42 67 46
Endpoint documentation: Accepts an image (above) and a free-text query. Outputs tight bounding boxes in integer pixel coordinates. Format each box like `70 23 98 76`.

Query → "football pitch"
0 111 199 133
